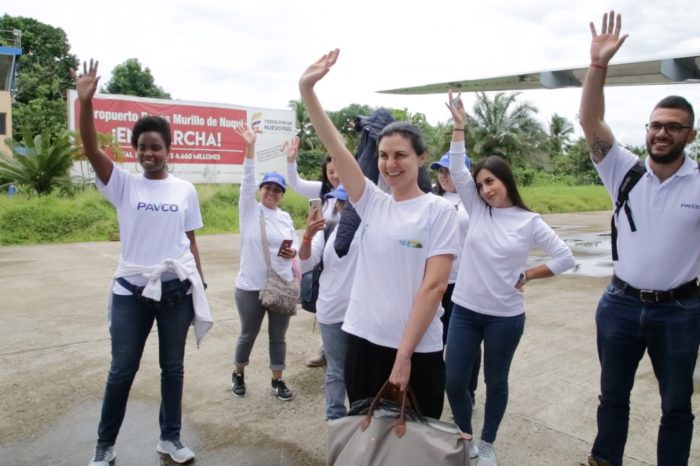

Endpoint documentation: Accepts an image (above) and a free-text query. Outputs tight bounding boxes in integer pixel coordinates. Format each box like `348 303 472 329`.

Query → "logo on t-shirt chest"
136 202 179 212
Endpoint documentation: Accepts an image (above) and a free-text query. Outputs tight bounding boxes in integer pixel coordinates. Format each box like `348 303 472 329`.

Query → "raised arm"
71 59 113 185
445 90 479 213
236 123 259 215
299 50 365 202
285 137 323 198
579 11 628 163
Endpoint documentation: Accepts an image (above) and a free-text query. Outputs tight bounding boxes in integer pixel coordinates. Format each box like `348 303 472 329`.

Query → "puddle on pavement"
0 399 320 466
529 231 614 278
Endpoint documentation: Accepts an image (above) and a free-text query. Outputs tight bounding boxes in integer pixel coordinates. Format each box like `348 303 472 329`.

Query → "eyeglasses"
645 122 693 135
436 167 450 175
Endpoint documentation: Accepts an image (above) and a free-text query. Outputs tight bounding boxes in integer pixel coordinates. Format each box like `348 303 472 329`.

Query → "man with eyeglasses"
579 10 700 466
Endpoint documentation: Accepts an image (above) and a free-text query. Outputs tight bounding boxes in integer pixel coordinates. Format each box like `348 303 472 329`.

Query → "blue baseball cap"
430 153 471 171
259 172 287 192
324 185 349 202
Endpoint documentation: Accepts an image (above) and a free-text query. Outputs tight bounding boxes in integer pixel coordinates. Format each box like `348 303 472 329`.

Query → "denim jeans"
591 281 700 466
234 288 290 371
442 285 480 399
445 305 525 443
97 287 194 446
319 322 349 420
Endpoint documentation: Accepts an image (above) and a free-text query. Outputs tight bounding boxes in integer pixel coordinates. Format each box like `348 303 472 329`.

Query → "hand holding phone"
277 239 293 257
309 198 322 221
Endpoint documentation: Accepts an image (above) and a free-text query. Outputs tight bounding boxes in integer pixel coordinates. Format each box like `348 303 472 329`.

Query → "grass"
0 183 611 246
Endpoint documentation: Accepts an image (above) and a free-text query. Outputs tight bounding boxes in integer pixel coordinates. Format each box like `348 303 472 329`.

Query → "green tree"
102 58 171 98
0 128 76 194
0 15 79 140
548 113 575 156
467 92 545 167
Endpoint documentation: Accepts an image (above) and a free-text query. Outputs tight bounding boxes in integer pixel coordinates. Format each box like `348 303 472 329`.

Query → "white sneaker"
88 444 115 466
477 441 497 466
156 439 195 463
468 440 480 458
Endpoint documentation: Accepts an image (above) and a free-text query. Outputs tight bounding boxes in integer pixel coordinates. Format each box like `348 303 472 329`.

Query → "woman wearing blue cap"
299 184 359 420
231 123 299 401
300 50 460 419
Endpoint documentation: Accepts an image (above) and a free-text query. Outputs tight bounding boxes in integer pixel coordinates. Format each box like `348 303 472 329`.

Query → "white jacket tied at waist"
111 252 213 346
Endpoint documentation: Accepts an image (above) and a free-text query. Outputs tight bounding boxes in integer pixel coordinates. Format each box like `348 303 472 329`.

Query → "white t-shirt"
341 180 460 353
97 166 203 294
449 142 575 317
308 225 360 325
236 159 299 291
596 142 700 289
442 191 470 284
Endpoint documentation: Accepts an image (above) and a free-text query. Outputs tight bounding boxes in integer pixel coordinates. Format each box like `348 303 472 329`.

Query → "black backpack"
612 159 700 261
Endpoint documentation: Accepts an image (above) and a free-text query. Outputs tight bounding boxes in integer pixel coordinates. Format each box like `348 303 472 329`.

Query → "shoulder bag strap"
259 210 273 270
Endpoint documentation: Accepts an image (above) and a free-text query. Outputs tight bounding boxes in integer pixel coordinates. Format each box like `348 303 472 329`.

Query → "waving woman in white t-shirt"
74 59 211 466
299 50 460 419
231 124 299 402
444 91 575 465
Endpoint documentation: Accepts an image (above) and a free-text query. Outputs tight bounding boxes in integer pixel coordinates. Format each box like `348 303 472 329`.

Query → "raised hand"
445 89 467 128
235 123 257 147
285 136 300 163
299 49 340 90
71 59 100 102
589 10 628 66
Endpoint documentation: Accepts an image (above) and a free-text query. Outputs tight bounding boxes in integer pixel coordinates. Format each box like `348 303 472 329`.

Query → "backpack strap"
611 160 646 261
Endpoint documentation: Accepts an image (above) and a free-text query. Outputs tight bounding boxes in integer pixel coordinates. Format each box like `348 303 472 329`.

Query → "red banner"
73 97 247 165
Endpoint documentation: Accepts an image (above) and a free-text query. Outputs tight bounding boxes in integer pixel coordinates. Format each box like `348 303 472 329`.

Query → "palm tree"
548 113 575 156
0 129 76 195
288 99 321 151
467 92 544 167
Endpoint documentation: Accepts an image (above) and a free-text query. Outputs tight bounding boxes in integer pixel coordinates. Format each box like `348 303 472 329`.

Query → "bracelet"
590 63 607 70
453 128 465 132
303 235 312 243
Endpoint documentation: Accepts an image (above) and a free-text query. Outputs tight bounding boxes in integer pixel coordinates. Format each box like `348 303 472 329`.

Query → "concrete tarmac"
0 211 698 465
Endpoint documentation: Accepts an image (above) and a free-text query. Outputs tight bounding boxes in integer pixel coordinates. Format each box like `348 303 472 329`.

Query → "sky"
6 0 700 148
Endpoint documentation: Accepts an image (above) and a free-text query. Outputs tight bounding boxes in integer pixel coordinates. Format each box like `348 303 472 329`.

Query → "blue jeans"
319 322 349 420
445 305 525 443
591 281 700 466
97 288 194 446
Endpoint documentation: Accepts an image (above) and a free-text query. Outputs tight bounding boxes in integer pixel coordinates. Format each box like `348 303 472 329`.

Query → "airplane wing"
378 53 700 95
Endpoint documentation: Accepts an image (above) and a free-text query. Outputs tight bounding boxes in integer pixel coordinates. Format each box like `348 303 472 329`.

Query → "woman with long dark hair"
444 91 575 466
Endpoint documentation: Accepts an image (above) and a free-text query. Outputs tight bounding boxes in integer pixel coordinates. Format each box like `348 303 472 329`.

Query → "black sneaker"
231 372 246 397
271 378 294 401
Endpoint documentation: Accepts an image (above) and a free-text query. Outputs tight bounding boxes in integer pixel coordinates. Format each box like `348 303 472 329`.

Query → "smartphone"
451 96 462 108
277 239 293 257
309 198 322 220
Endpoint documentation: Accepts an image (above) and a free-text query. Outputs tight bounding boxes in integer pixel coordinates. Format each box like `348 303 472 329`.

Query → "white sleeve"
349 177 377 218
427 200 460 259
593 142 639 202
287 162 323 198
95 165 129 208
531 216 575 275
185 184 204 231
448 141 480 214
239 158 259 225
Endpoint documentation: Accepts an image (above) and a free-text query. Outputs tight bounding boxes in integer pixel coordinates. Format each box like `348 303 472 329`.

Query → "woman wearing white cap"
300 50 460 418
231 124 299 401
299 185 359 420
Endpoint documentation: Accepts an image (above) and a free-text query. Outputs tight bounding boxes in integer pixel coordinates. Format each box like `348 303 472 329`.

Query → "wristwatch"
517 272 528 287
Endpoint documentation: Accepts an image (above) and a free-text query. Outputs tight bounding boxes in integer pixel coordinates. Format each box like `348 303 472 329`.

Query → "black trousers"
344 333 445 419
